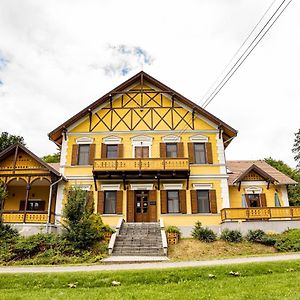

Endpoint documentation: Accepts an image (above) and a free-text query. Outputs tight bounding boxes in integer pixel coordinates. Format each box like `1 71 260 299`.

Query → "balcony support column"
23 176 31 223
93 174 98 191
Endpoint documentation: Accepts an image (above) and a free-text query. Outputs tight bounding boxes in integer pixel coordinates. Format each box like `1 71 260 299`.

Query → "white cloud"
0 0 299 167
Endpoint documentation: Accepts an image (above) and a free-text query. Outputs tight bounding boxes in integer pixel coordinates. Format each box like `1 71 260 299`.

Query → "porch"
221 207 300 221
1 211 48 223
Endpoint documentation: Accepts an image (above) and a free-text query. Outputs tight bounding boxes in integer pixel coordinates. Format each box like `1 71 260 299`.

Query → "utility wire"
202 0 291 108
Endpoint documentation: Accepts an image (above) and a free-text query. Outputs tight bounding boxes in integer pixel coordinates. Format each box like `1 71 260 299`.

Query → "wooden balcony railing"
221 207 300 221
93 158 190 172
1 211 48 223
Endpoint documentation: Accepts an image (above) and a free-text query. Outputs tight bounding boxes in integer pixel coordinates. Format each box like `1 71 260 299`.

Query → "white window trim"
103 135 122 145
101 184 120 191
162 135 181 143
131 135 153 158
72 184 92 191
130 184 153 190
190 135 209 143
76 137 93 144
163 184 183 190
244 186 263 194
193 183 213 190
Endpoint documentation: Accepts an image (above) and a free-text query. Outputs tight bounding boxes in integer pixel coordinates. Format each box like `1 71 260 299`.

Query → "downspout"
46 177 63 233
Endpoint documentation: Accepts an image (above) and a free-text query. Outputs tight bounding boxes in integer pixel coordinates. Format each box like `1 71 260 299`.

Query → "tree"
292 129 300 169
265 157 300 206
0 132 25 153
0 184 7 223
42 153 60 163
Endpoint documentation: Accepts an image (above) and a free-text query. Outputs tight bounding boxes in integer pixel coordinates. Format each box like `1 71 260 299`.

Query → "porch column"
23 177 31 223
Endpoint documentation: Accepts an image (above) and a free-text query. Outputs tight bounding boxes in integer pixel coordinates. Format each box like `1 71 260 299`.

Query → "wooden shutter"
148 190 157 222
86 191 94 212
127 190 135 222
177 142 184 158
101 143 107 158
117 144 123 158
188 143 195 163
209 190 217 213
116 191 123 214
97 191 104 214
260 193 267 207
191 190 198 214
89 144 96 165
71 144 79 165
160 190 167 214
179 190 187 214
160 143 167 158
206 142 213 164
19 200 25 211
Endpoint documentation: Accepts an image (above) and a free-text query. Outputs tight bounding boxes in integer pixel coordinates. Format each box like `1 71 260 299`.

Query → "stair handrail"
108 218 124 255
159 218 168 255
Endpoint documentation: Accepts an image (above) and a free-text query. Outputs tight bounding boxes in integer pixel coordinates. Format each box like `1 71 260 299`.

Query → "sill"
101 214 123 217
70 165 92 167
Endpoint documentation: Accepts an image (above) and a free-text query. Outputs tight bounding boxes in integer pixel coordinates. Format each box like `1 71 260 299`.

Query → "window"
135 146 149 158
19 200 45 211
197 190 210 213
194 143 206 164
166 143 178 158
246 194 260 207
106 145 118 158
167 190 180 213
104 191 116 214
78 144 90 165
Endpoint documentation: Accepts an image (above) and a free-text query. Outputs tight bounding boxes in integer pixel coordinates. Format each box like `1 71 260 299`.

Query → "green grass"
1 260 300 299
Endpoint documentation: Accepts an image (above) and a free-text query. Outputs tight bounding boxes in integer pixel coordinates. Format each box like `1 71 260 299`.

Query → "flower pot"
167 232 179 244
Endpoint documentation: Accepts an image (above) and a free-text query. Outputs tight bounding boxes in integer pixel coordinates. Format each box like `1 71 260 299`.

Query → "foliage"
0 131 25 152
245 229 277 246
63 187 105 249
275 229 300 252
165 226 181 237
101 223 116 234
220 229 243 243
292 129 300 169
264 157 300 206
42 152 60 163
1 261 300 299
0 184 7 222
192 221 217 242
0 222 19 242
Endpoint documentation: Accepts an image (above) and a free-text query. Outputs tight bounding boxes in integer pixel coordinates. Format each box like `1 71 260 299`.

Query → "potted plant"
165 226 181 244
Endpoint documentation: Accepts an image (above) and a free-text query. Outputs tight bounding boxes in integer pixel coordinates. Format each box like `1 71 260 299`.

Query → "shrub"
246 229 266 243
220 229 243 243
63 187 104 249
275 229 300 252
165 226 181 238
0 222 19 242
192 221 216 243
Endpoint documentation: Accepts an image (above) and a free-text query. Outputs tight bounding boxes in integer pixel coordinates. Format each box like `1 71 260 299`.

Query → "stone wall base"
7 223 62 236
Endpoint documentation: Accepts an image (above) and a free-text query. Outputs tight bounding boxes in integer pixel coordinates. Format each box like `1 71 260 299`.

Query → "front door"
135 190 150 222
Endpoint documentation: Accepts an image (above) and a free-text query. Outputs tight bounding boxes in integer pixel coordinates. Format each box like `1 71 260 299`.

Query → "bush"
192 221 216 243
0 222 19 242
220 229 243 243
246 229 266 243
275 229 300 252
165 226 181 238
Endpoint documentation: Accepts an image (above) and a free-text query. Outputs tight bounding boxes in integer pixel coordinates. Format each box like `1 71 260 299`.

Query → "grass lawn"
168 239 276 261
1 260 300 299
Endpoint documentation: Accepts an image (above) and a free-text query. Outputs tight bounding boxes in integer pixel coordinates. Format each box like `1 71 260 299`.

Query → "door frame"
134 190 150 222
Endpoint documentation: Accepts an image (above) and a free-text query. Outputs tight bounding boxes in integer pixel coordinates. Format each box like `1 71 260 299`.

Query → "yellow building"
47 71 297 235
0 143 63 235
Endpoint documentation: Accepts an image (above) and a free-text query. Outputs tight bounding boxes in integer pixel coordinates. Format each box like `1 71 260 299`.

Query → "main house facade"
0 71 298 235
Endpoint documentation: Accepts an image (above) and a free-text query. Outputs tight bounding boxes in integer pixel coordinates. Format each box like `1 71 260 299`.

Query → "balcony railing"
1 211 48 223
93 158 190 172
221 207 300 221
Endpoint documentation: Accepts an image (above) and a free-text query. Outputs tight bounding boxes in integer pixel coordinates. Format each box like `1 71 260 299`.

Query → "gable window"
104 191 117 214
78 144 90 165
167 190 180 213
166 143 178 158
197 190 210 213
194 143 206 164
20 200 45 211
106 145 118 158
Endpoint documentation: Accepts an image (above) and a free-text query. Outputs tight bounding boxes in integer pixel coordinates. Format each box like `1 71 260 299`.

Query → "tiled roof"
226 160 297 185
48 162 60 173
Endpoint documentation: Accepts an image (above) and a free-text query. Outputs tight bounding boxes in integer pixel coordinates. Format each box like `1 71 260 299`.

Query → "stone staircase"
112 222 165 256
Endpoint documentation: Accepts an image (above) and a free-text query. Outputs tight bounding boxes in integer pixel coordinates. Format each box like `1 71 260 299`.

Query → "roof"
48 71 238 146
226 160 297 185
0 143 61 177
48 163 60 173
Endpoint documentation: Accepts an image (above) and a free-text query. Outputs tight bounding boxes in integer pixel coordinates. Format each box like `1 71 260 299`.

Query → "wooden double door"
127 190 157 222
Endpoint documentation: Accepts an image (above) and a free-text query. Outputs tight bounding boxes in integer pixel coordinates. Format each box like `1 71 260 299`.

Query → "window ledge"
69 165 92 167
101 214 123 217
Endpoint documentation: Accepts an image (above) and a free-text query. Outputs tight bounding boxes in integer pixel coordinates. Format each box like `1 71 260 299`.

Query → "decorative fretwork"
89 90 195 132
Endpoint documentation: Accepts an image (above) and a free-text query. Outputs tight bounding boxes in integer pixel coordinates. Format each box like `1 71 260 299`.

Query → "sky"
0 0 299 167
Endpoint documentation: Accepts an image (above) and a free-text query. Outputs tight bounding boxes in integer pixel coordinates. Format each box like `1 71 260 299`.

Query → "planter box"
167 232 179 245
104 232 112 242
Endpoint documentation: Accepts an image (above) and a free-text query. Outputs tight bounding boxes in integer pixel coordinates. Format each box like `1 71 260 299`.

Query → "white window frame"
130 184 153 191
76 137 93 144
189 135 209 143
101 184 120 191
193 183 213 190
162 135 181 143
103 135 122 145
245 186 263 194
163 184 183 190
131 135 153 158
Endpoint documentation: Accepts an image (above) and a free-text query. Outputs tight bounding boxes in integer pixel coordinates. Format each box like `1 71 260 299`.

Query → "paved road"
0 253 300 274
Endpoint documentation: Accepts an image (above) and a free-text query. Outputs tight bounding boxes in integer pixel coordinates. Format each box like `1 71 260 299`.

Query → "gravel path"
0 253 299 274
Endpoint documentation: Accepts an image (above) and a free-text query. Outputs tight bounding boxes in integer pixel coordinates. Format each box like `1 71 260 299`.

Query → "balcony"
221 207 300 221
93 158 190 180
1 211 48 223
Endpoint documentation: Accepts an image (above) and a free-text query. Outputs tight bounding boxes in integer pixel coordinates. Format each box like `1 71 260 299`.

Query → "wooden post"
12 145 19 175
23 177 31 223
